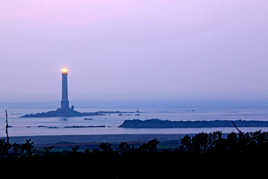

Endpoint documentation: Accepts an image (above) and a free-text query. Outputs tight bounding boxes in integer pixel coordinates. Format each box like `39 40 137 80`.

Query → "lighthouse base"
21 109 103 118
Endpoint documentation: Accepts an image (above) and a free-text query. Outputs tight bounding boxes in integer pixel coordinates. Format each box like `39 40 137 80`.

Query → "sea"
1 100 268 137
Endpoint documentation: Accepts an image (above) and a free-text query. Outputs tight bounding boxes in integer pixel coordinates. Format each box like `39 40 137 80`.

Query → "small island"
21 108 102 118
119 119 268 128
21 108 136 118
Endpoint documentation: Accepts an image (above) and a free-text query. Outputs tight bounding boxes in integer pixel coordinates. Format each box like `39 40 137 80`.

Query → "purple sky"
0 0 268 102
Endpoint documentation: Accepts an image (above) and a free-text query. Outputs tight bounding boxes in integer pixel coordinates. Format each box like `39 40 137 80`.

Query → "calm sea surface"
1 101 268 137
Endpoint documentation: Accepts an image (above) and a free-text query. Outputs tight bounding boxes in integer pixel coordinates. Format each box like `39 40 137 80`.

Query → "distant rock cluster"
21 109 135 118
36 125 108 129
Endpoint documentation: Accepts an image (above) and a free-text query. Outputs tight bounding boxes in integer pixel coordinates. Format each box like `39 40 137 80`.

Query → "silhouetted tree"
99 143 113 153
21 139 34 156
0 139 11 155
44 146 54 155
181 135 192 151
147 139 159 152
138 139 159 152
72 146 79 153
118 142 131 154
191 133 209 152
12 143 19 154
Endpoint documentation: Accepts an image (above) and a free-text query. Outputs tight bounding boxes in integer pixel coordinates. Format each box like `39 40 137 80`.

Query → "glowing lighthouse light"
61 68 69 74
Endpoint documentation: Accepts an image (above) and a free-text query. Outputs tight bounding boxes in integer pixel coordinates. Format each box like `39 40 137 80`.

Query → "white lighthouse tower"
60 68 70 111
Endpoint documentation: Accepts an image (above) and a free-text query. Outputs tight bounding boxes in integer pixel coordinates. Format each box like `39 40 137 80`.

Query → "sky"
0 0 268 103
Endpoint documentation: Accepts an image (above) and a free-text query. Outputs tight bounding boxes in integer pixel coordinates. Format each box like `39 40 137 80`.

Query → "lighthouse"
21 67 128 118
60 68 70 111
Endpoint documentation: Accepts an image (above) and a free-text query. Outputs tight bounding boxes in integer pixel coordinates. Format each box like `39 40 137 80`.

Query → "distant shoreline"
119 119 268 128
2 134 189 145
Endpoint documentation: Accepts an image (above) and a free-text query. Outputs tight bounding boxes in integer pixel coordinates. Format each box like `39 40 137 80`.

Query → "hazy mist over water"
2 100 268 111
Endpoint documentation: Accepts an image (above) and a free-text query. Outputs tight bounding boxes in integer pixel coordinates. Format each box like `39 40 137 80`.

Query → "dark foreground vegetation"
1 131 267 177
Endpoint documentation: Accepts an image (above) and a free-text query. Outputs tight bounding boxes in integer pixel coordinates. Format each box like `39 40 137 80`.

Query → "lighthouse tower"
60 68 70 111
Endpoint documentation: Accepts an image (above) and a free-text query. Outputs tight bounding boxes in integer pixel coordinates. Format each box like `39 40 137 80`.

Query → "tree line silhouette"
0 131 267 177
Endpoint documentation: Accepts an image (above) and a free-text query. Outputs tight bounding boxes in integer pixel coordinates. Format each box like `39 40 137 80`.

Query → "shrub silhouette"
0 139 11 155
138 139 159 152
99 143 113 153
118 142 131 154
21 139 34 156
